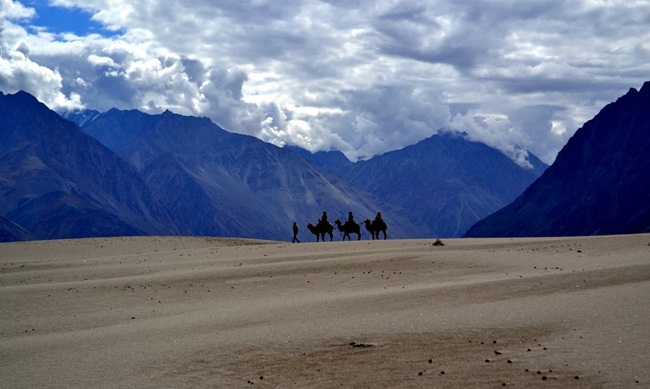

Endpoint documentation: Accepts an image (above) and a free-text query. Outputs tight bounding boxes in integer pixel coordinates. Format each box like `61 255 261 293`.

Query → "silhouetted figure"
316 212 329 234
335 219 361 241
363 218 387 240
347 211 355 224
292 222 300 243
307 220 334 242
364 211 388 239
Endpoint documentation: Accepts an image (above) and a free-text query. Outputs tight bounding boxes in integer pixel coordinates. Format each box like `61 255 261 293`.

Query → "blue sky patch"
20 1 121 37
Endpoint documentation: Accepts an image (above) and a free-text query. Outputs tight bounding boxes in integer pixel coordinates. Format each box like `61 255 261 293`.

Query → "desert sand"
1 233 649 388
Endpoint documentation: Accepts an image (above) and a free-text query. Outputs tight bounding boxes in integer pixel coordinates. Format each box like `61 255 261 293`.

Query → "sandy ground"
1 233 649 388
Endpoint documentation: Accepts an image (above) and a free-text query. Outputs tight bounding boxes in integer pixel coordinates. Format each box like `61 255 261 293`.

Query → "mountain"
1 90 549 242
0 91 178 241
284 146 354 175
321 132 546 237
465 81 650 237
60 108 102 128
75 109 424 240
0 215 33 242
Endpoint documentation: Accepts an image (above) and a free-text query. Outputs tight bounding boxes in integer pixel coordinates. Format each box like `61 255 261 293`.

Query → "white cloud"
0 36 82 111
87 53 116 67
2 0 650 164
0 0 34 19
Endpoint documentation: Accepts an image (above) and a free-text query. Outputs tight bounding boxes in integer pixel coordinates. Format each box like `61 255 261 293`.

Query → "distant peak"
639 80 650 96
12 90 39 102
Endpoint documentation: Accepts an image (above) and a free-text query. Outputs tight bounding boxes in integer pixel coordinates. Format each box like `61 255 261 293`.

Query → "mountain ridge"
338 131 547 237
76 107 425 240
465 81 650 237
0 89 564 242
0 91 179 240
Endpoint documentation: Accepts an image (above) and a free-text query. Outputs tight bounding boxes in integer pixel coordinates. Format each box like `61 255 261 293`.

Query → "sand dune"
1 234 649 388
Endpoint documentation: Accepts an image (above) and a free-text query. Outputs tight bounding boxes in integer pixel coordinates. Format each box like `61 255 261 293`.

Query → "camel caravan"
304 211 387 242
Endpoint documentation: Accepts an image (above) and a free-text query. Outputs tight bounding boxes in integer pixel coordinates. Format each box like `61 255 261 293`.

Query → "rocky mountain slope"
287 134 547 237
0 91 178 241
465 81 650 237
340 132 547 237
75 109 422 240
4 87 599 242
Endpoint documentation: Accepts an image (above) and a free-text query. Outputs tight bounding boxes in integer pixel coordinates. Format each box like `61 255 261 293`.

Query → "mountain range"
290 134 547 237
72 107 425 240
2 89 549 242
0 91 179 240
465 81 650 237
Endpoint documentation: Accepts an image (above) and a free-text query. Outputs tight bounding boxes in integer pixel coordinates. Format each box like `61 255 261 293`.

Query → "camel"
363 219 387 240
334 219 361 241
307 221 334 242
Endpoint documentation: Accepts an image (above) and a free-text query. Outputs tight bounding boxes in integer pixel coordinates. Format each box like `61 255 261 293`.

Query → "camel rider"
321 211 328 223
347 211 355 225
375 211 382 222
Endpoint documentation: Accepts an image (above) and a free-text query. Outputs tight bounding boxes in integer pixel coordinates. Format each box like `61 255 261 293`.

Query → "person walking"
292 221 300 243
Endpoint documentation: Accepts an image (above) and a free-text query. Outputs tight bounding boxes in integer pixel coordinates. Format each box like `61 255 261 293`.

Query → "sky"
1 0 649 165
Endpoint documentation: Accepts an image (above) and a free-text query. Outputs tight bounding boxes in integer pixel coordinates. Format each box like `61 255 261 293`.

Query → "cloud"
0 0 34 19
2 0 650 165
0 25 82 110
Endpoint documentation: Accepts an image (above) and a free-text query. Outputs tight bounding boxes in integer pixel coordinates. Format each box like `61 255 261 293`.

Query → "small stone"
349 341 374 348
